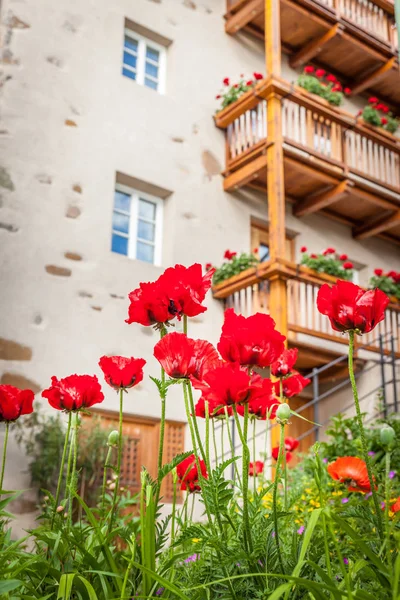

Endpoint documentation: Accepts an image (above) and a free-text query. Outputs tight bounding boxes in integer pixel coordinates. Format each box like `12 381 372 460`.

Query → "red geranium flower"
374 268 383 277
194 396 232 418
273 371 310 398
304 65 314 74
218 309 286 368
327 456 371 492
270 348 298 377
191 362 251 406
332 83 342 92
339 254 348 261
327 73 337 82
368 96 378 104
205 262 213 270
253 72 263 80
316 69 326 78
387 270 397 278
344 87 351 94
310 253 318 259
317 280 389 334
99 356 146 390
375 103 385 111
381 105 389 113
246 80 253 86
215 95 221 100
249 461 264 476
381 117 388 125
237 374 279 419
300 246 307 253
391 497 400 513
42 375 104 412
223 77 230 86
176 454 207 492
0 385 35 423
224 250 237 260
343 261 353 270
154 332 220 379
322 247 336 255
126 263 214 326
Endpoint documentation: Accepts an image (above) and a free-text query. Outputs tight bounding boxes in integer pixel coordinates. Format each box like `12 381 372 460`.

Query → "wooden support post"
265 0 281 75
289 24 342 69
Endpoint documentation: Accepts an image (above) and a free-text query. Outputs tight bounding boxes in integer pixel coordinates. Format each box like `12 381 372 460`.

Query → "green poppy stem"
108 387 124 535
68 412 79 528
384 450 392 569
101 445 113 513
348 330 383 541
156 326 167 497
225 408 241 484
0 422 10 498
51 412 72 528
253 418 256 496
272 423 285 574
233 404 253 553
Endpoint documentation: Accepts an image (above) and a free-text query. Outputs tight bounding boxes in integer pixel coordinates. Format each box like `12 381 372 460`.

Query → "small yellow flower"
389 511 394 518
192 538 201 543
305 488 312 494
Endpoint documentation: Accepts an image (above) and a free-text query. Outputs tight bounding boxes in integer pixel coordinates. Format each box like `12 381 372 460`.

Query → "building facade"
0 0 399 527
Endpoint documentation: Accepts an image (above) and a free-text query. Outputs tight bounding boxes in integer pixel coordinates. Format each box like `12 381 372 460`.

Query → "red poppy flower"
344 87 351 94
304 65 314 74
327 456 371 492
194 397 232 418
218 309 286 368
285 437 299 451
154 332 220 379
223 77 230 86
126 263 214 326
343 261 353 270
272 446 293 463
317 280 389 334
317 69 327 78
368 96 378 104
273 371 310 398
322 247 336 255
249 461 264 476
237 374 279 419
253 72 263 80
270 348 298 377
374 268 383 277
246 80 253 86
0 385 35 423
176 454 207 492
191 362 251 406
42 374 104 412
339 254 348 261
300 246 307 253
381 117 388 125
391 497 400 513
224 250 237 260
99 356 146 390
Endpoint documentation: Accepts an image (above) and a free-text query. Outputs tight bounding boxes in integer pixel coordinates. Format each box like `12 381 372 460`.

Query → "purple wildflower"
297 526 305 535
365 492 372 499
156 588 165 596
368 451 375 456
272 531 276 538
341 498 349 504
184 554 199 564
322 458 328 464
343 558 349 565
389 470 396 479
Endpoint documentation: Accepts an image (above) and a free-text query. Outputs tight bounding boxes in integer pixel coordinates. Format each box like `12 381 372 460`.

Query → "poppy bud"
276 403 291 422
380 425 395 446
56 505 64 513
108 430 119 447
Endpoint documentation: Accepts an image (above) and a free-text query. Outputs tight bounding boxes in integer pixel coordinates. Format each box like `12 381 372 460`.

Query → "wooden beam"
293 180 351 217
265 0 281 75
351 57 396 94
225 0 263 34
290 24 342 69
353 210 400 239
223 154 267 191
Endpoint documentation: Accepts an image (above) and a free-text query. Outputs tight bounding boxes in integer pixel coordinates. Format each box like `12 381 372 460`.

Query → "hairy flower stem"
233 405 253 554
171 469 177 545
212 419 218 465
101 446 113 513
205 402 211 476
221 420 225 462
272 423 285 574
0 422 9 498
279 378 288 512
156 326 167 507
121 538 136 600
187 382 207 465
108 388 124 535
68 413 79 529
348 330 383 540
51 412 72 528
253 419 256 496
384 451 392 568
225 408 241 484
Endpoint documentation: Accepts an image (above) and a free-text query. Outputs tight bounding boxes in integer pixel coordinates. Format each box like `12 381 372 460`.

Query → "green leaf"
130 561 191 600
158 451 193 482
57 573 75 599
0 580 23 594
75 576 99 600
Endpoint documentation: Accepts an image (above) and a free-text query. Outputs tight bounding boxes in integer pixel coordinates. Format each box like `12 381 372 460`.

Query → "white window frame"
113 184 163 266
122 29 167 94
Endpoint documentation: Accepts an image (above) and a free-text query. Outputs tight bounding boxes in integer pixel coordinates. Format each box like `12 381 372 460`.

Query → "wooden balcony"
225 0 399 106
212 258 400 369
215 76 400 245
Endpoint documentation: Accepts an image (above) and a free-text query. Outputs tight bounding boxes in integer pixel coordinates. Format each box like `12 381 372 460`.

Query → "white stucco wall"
0 0 399 527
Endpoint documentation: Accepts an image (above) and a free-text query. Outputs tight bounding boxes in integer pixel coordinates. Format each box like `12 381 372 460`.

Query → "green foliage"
297 74 344 106
213 252 259 285
362 105 399 134
300 252 353 280
369 274 400 301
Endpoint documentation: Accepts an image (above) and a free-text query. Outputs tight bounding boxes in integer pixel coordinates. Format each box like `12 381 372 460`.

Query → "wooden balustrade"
337 0 395 45
218 262 400 356
224 89 400 192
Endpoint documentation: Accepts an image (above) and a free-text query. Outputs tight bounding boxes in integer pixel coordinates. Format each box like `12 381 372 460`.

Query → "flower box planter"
356 117 399 141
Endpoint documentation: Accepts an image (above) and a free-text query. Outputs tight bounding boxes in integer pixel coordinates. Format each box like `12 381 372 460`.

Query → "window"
122 29 166 93
111 185 163 265
251 223 295 262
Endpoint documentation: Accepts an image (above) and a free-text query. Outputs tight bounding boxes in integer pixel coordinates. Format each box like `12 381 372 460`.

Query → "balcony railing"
213 260 400 356
224 87 400 191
